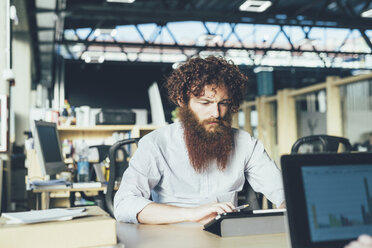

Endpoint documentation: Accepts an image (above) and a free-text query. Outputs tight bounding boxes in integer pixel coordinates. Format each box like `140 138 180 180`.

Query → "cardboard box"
0 206 117 248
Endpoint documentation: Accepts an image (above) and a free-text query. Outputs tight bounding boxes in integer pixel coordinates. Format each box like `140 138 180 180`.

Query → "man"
114 56 285 224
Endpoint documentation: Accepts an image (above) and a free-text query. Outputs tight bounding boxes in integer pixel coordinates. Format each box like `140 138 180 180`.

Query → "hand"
345 235 372 248
187 202 235 225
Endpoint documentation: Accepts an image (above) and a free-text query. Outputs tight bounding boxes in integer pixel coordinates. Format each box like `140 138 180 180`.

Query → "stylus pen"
235 204 249 211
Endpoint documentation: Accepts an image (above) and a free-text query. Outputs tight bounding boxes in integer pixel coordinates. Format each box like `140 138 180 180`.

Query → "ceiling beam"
59 5 372 30
59 38 372 56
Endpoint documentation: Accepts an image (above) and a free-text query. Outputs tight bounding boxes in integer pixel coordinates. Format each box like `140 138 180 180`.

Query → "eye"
199 101 210 105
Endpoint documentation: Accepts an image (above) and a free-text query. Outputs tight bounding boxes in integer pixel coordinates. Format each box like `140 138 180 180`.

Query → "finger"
226 202 236 211
359 235 372 244
215 203 233 213
198 213 217 225
213 206 226 215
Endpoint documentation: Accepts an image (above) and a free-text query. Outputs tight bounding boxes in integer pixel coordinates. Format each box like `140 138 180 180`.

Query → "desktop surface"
116 222 289 248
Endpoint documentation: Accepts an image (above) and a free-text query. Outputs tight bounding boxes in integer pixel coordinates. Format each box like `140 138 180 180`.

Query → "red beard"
178 106 234 173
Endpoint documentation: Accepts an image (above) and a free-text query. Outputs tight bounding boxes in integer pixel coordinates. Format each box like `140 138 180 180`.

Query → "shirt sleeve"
114 137 162 223
244 138 285 207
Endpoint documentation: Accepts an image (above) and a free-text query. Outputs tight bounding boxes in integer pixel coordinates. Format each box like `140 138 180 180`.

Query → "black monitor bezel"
33 120 67 177
281 153 372 248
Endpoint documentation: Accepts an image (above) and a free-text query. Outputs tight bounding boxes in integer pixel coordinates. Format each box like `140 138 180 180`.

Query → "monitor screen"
33 121 67 177
302 164 372 243
281 153 372 248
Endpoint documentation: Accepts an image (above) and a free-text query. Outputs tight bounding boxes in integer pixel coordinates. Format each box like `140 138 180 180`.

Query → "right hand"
187 202 235 225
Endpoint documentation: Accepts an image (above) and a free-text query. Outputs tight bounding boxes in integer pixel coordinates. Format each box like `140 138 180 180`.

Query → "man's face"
188 84 231 132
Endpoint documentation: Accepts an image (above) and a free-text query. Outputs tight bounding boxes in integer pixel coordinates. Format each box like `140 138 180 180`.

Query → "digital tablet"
203 209 286 237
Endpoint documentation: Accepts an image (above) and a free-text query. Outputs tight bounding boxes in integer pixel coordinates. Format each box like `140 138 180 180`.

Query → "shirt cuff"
268 189 285 207
115 197 153 224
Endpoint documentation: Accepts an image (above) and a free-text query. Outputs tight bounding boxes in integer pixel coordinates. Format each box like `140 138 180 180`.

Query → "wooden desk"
116 222 290 248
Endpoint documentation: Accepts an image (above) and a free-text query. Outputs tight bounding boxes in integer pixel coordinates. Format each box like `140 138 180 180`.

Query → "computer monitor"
148 81 166 126
33 120 67 178
281 153 372 248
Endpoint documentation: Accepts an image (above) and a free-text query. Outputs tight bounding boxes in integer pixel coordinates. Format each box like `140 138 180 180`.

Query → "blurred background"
0 0 372 212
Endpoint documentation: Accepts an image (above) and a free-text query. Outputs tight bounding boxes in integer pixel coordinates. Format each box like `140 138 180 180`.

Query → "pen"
235 204 249 211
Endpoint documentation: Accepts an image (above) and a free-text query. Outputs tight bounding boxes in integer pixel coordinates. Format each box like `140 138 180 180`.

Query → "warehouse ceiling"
25 0 372 86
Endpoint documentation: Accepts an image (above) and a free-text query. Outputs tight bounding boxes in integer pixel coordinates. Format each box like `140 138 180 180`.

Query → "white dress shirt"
114 121 285 223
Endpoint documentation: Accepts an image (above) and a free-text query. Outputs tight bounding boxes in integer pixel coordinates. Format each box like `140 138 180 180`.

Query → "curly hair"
166 56 247 113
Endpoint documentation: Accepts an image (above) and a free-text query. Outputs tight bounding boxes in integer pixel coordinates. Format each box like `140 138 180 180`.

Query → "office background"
0 0 372 213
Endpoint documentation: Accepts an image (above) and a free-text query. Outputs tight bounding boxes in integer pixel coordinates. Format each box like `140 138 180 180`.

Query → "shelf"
57 125 158 141
58 125 158 131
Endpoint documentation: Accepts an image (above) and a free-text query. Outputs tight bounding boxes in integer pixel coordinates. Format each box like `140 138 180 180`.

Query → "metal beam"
359 29 372 51
26 0 41 83
59 38 372 56
60 6 372 30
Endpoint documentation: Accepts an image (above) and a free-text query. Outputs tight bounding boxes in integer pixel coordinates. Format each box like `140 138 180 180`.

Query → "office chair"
106 138 140 217
69 145 113 208
291 134 352 154
238 181 262 210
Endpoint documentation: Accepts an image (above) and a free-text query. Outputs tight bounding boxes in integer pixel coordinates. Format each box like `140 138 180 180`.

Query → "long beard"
179 107 234 173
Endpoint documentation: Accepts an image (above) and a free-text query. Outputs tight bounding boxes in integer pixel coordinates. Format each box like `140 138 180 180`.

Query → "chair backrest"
106 138 140 217
291 135 352 154
238 181 263 210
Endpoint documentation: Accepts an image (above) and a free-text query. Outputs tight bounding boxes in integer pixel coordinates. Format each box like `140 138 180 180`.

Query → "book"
0 206 117 248
204 208 286 237
1 208 87 224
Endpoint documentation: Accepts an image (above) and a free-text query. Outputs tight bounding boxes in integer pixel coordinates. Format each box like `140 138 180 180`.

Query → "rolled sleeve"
114 137 162 223
245 139 285 207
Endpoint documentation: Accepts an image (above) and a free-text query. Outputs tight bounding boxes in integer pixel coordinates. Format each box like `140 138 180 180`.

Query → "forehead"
195 84 229 99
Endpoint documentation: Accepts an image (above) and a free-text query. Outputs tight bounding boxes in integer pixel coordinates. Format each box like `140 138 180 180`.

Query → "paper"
1 208 87 224
72 182 102 188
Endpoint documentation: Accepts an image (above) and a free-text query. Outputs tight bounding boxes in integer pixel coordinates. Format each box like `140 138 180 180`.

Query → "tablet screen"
302 164 372 242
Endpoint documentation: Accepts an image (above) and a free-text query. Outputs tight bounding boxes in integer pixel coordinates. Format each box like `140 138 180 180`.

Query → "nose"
210 103 220 118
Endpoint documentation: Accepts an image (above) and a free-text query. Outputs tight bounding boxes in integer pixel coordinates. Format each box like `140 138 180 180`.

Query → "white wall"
12 33 33 145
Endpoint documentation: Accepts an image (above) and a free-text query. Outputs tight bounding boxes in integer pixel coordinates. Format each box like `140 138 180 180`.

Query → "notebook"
281 153 372 248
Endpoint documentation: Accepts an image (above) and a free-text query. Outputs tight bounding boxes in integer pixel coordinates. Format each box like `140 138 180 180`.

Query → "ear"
177 99 184 107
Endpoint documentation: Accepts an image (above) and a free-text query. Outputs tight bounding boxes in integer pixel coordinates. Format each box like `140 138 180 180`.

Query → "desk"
116 222 290 248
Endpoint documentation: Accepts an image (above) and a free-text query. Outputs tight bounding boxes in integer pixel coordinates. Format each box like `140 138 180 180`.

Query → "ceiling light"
197 34 222 44
361 9 372 18
106 0 135 3
94 28 117 37
254 67 273 73
82 52 105 63
239 0 272 12
110 29 117 37
297 38 318 46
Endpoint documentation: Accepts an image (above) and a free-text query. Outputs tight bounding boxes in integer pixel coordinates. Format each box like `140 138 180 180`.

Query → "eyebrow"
198 97 230 102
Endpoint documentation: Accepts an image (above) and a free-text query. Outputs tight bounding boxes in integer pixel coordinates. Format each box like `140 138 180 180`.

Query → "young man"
114 56 285 224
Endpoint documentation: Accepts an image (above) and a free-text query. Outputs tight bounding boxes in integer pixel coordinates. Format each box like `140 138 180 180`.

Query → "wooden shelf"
57 125 158 140
58 125 158 131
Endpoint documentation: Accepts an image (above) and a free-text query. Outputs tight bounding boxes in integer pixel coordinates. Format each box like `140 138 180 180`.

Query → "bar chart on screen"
301 164 372 242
